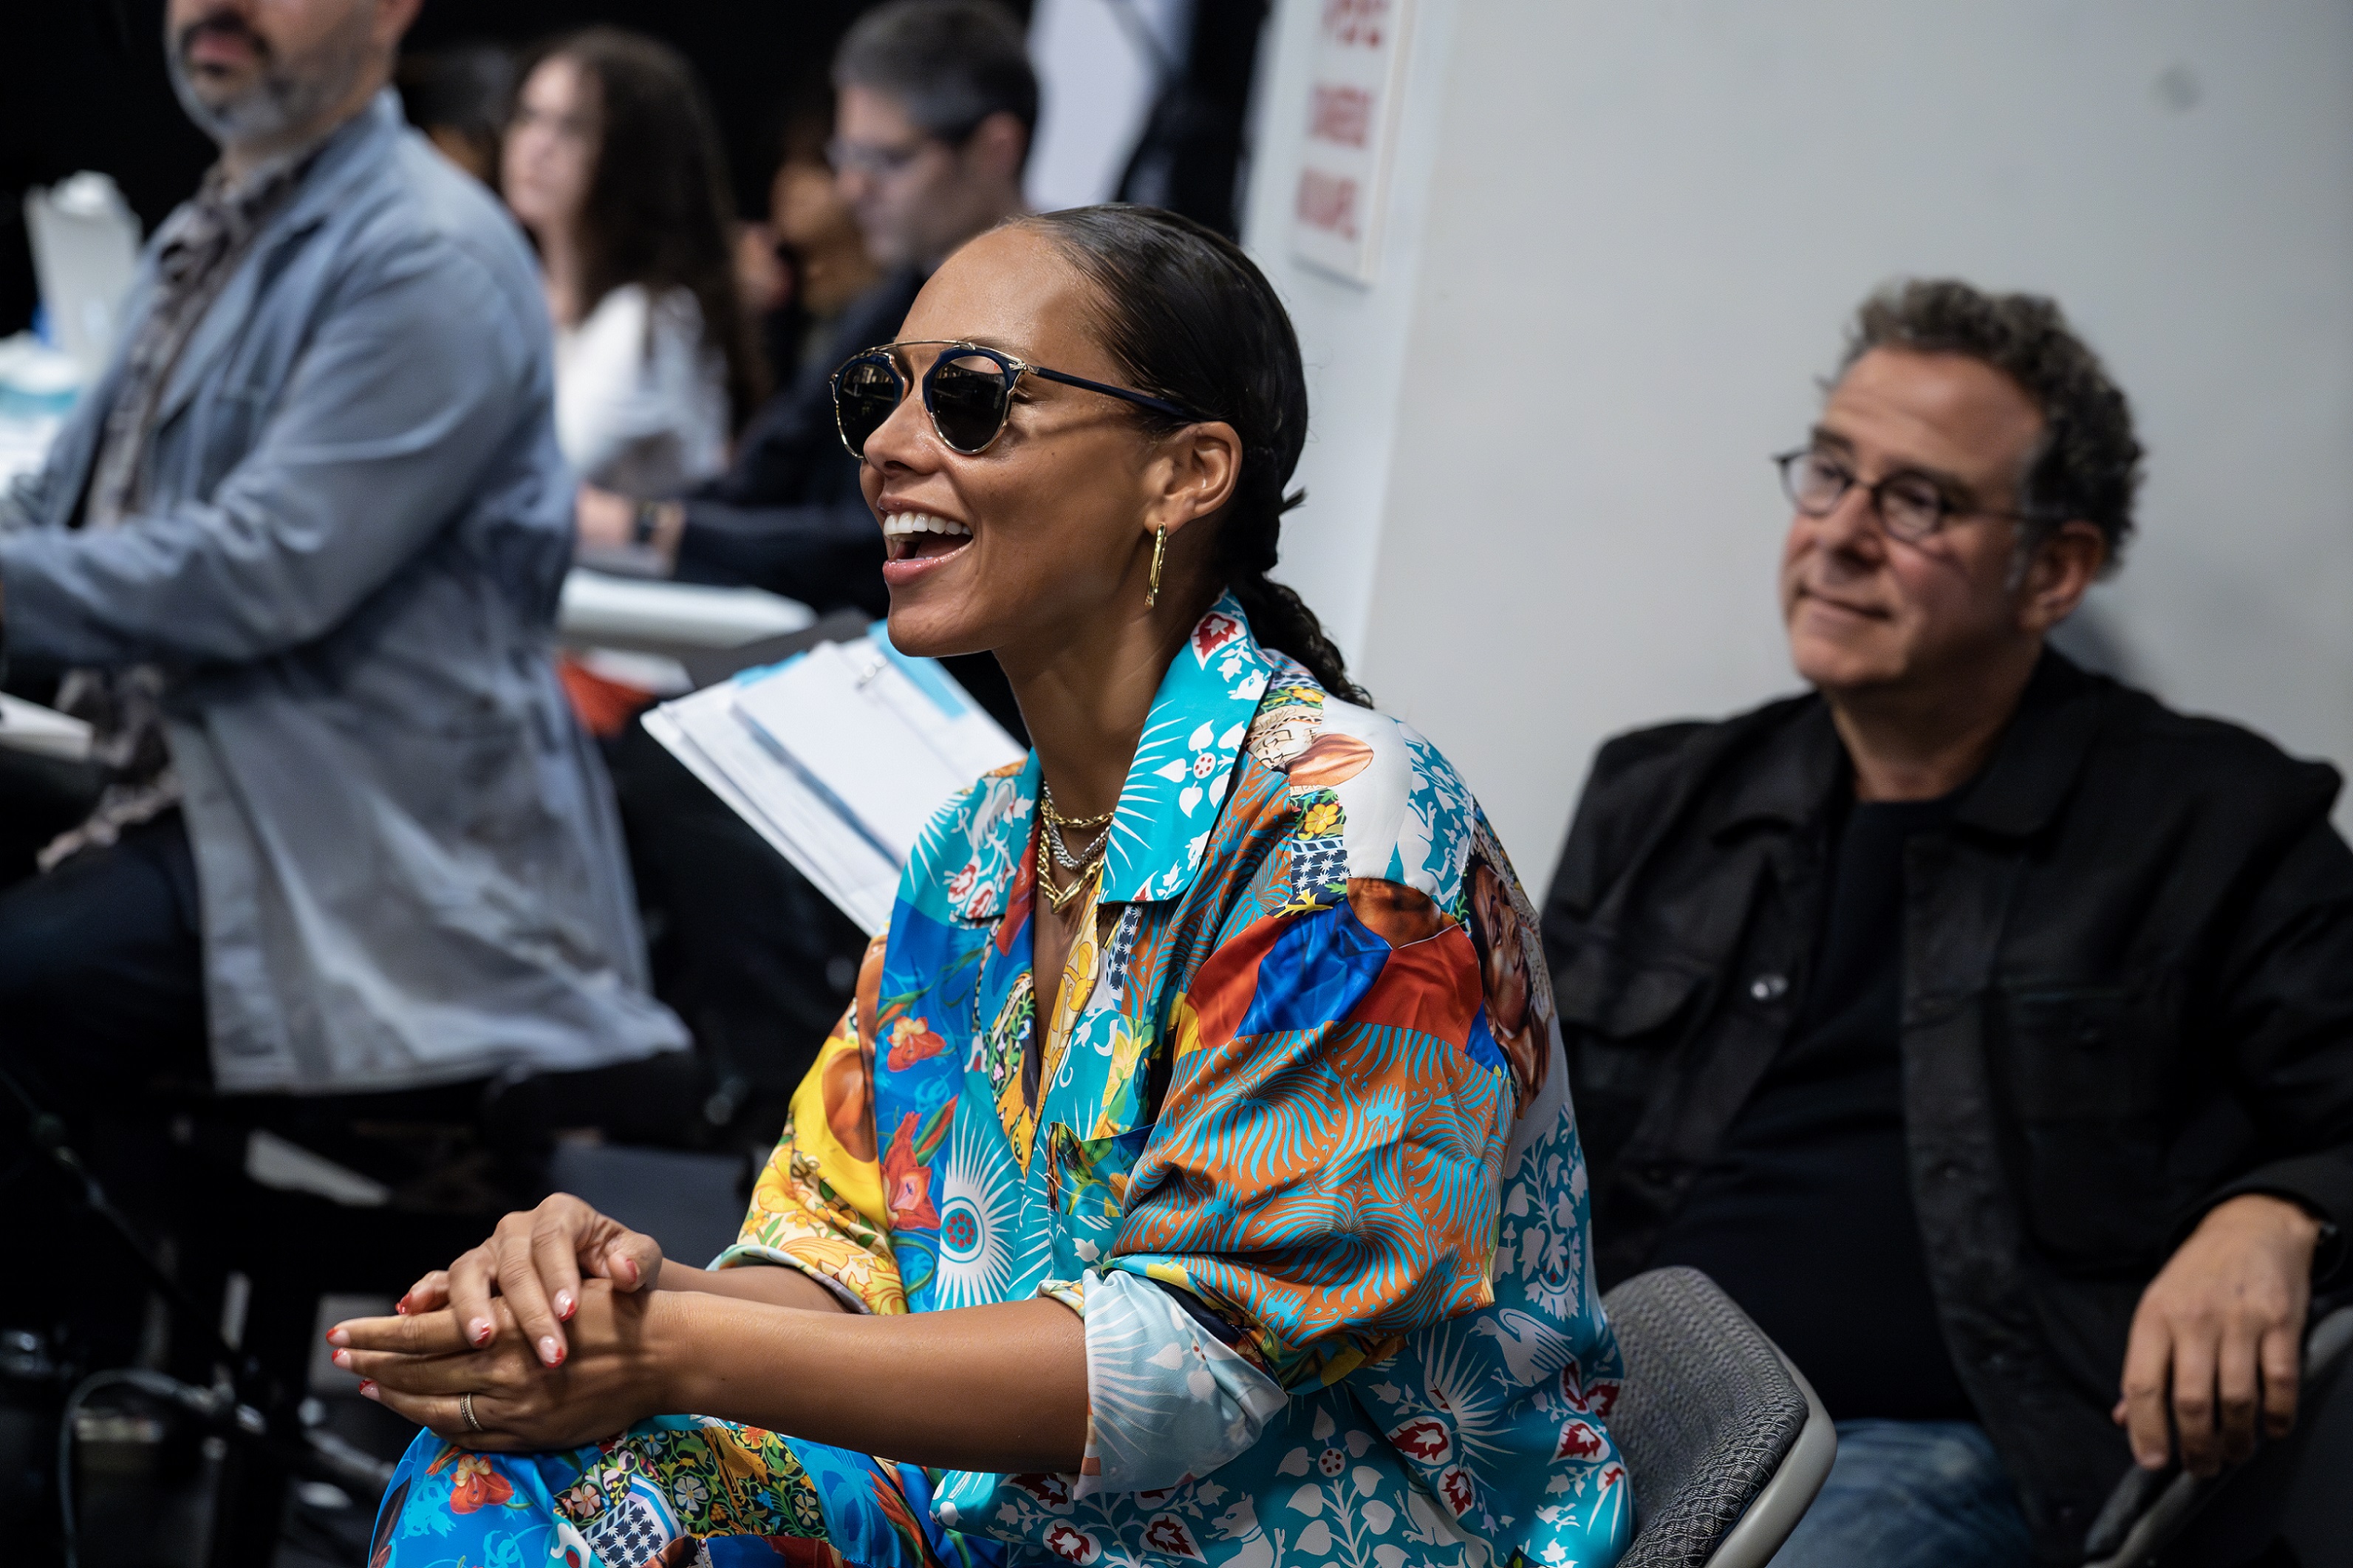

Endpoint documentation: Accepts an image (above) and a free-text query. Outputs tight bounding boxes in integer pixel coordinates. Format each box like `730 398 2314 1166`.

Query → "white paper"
644 630 1022 934
0 692 93 761
558 569 814 650
645 686 904 934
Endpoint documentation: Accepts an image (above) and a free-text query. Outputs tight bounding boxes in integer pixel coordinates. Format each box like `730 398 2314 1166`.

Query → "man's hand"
394 1193 665 1368
576 485 685 563
2114 1193 2324 1477
575 485 636 550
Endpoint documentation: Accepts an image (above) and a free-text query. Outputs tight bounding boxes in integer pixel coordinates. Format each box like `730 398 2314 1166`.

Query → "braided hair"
1017 205 1369 705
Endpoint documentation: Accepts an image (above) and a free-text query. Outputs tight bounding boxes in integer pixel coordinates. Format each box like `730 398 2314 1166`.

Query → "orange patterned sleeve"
711 936 906 1314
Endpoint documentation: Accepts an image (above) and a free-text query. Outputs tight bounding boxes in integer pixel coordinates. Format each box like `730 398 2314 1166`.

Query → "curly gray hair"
1843 278 2144 570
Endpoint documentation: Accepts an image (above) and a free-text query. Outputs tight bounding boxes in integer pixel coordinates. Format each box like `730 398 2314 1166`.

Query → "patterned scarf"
41 147 315 872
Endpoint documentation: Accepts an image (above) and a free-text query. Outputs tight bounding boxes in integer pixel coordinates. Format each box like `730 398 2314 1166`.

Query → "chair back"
1605 1266 1837 1568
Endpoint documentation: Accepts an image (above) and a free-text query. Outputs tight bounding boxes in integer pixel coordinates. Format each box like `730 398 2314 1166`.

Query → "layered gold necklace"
1035 781 1114 916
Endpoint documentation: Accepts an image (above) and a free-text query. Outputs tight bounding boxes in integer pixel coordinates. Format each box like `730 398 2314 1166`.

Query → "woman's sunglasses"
829 340 1201 458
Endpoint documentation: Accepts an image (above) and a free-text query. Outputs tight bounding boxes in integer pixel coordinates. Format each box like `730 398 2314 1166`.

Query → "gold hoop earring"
1145 527 1167 610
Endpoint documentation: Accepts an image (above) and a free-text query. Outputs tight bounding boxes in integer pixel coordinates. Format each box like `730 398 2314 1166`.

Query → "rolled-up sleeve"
0 234 539 668
1058 1267 1285 1497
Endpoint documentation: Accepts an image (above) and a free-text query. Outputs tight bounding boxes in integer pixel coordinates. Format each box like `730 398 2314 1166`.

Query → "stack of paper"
643 626 1023 934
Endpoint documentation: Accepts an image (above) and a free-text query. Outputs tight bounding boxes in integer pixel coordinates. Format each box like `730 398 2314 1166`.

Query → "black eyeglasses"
830 340 1203 458
1775 447 2042 542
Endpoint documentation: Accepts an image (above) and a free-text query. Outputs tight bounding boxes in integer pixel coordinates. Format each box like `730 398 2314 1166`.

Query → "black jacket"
1540 652 2353 1561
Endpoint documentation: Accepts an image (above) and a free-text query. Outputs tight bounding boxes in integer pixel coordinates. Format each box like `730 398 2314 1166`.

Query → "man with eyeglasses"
577 0 1037 1123
1542 280 2352 1567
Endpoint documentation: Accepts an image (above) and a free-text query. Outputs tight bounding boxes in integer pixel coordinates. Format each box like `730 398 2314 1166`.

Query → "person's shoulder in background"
1584 692 1817 802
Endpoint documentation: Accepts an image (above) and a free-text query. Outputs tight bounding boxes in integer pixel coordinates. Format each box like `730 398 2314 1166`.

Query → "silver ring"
460 1391 483 1434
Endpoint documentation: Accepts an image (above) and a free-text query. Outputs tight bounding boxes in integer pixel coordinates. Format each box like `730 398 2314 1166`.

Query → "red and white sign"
1291 0 1415 285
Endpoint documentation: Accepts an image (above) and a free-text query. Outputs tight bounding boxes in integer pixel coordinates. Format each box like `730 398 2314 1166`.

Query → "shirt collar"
1949 649 2101 839
1706 647 2101 843
946 593 1272 922
197 86 385 213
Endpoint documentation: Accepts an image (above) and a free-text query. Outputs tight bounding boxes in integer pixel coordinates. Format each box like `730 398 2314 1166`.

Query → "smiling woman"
340 205 1634 1568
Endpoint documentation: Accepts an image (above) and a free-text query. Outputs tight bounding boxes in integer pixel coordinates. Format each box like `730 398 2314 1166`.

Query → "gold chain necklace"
1045 814 1108 870
1036 781 1112 915
1039 782 1116 832
1035 829 1101 915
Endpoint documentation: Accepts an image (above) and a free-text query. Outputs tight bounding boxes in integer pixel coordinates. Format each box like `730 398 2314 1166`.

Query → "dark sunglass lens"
928 356 1011 452
834 357 903 454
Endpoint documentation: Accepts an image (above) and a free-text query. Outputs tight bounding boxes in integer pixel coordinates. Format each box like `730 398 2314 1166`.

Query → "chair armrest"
2083 1304 2353 1568
1708 1343 1838 1568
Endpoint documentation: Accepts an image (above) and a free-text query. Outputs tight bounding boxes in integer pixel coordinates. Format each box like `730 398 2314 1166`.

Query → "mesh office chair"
1605 1267 1838 1568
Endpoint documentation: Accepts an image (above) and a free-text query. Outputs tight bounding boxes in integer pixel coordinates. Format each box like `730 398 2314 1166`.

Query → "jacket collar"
1708 699 1843 840
154 92 404 428
1707 648 2101 843
948 594 1272 921
1950 649 2101 838
269 89 406 233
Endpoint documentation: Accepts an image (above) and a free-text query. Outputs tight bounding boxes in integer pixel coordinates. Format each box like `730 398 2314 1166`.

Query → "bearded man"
0 0 686 1348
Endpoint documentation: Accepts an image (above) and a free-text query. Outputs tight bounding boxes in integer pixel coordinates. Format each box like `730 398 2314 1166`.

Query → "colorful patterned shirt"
717 595 1631 1568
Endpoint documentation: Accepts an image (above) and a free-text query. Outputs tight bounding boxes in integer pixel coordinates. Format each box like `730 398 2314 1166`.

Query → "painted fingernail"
332 1349 352 1369
555 1290 575 1320
539 1336 564 1367
395 1299 411 1315
325 1326 349 1346
358 1380 379 1400
471 1318 494 1347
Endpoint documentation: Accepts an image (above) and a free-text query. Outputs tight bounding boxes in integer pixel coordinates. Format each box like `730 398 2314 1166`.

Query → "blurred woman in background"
504 28 765 500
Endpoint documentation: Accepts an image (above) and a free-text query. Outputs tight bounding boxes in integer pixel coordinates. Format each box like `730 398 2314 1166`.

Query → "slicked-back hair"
1018 205 1367 705
1842 278 2143 569
833 0 1038 161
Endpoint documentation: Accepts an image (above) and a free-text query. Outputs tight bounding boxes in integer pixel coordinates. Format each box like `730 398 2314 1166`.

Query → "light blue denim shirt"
0 94 688 1091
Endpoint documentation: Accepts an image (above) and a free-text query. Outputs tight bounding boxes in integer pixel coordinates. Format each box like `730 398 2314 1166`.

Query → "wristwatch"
630 500 666 547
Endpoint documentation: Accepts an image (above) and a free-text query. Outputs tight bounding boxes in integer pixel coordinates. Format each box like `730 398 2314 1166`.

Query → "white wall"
1244 1 2353 878
1239 0 1463 655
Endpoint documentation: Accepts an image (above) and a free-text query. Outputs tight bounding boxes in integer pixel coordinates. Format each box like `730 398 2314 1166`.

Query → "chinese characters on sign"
1291 0 1414 285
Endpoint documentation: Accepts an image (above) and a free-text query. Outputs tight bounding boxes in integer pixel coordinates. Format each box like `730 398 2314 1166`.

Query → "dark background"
0 0 900 337
0 0 1271 342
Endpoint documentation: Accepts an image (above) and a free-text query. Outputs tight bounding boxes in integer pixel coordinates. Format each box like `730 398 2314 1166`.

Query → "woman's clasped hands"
327 1193 675 1451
